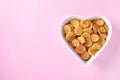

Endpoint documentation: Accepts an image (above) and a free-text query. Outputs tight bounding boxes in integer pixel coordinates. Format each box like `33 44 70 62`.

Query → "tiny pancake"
63 24 72 34
80 19 90 28
67 24 74 30
99 26 106 33
88 47 96 56
71 39 80 47
98 36 106 46
78 36 85 44
81 32 90 38
93 24 99 33
75 45 86 54
65 32 76 41
70 19 80 27
84 38 93 47
91 34 99 42
96 19 104 26
80 52 91 61
91 43 101 51
74 26 82 35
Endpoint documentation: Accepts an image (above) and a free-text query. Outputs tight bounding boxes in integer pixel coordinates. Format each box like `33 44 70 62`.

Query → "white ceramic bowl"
60 15 112 66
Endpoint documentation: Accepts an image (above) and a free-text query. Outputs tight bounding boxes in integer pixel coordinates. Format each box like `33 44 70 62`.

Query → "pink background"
0 0 120 80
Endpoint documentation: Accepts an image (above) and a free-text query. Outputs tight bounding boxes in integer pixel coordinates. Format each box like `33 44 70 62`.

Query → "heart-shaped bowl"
60 15 112 66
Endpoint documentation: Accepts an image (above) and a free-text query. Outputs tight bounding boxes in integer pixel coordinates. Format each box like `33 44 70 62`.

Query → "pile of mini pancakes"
63 18 108 61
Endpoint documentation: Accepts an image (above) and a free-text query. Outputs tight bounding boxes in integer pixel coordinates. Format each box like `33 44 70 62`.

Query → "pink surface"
0 0 120 80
